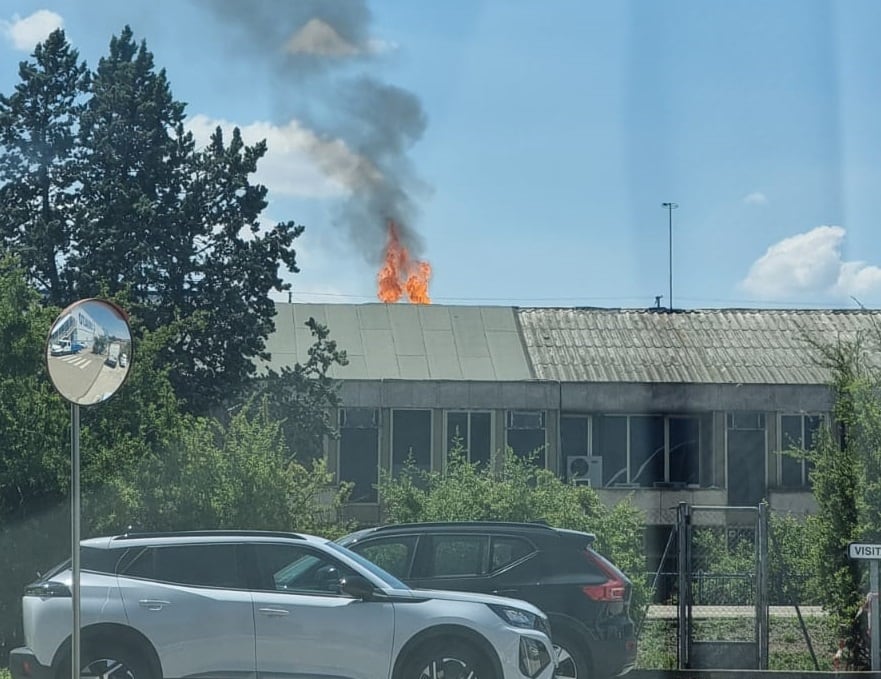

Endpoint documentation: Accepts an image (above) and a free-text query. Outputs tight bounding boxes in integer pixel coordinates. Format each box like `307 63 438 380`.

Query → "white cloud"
186 115 382 199
743 191 768 205
741 225 881 301
1 10 63 51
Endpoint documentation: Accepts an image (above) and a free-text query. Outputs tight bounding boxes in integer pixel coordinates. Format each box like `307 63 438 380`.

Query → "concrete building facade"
265 303 881 540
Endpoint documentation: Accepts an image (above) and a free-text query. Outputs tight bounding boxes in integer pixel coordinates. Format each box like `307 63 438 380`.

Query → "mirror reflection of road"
46 351 128 404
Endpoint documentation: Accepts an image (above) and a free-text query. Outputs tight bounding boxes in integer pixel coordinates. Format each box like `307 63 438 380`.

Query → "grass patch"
636 615 839 671
1 667 10 679
636 619 677 670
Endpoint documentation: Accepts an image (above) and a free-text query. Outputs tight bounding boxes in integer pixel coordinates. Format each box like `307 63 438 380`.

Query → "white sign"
849 543 881 559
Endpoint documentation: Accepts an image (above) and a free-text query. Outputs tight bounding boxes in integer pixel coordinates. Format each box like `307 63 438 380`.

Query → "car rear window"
490 536 534 571
38 547 126 579
352 536 417 579
82 546 127 574
430 535 488 576
121 544 244 588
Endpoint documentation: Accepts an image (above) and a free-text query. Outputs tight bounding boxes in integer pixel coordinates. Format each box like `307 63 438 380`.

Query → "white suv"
9 531 555 679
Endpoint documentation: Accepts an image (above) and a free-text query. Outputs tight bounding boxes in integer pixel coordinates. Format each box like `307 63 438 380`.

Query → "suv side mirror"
339 575 376 600
315 565 341 591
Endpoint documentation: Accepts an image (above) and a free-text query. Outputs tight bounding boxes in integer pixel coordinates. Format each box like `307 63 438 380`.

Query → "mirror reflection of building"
46 299 133 406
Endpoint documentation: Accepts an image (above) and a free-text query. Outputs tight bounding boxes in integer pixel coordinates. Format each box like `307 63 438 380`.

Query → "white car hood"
388 586 545 616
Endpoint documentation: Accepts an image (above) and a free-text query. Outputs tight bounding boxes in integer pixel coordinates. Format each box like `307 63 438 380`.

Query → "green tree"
807 337 881 635
70 26 304 411
71 25 192 304
0 257 68 659
0 26 306 413
85 402 353 538
0 29 89 305
246 317 348 463
0 255 67 519
768 512 822 605
77 315 190 493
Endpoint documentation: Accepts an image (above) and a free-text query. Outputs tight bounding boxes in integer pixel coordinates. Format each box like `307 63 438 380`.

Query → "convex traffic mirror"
46 299 132 405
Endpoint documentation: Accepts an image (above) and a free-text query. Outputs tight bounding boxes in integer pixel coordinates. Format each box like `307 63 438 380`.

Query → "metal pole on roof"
662 202 679 310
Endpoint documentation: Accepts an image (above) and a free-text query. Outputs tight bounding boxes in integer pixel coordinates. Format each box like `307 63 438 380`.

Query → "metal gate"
677 502 769 670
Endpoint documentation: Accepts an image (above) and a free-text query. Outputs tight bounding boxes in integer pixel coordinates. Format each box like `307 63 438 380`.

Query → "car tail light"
24 581 71 598
581 550 626 602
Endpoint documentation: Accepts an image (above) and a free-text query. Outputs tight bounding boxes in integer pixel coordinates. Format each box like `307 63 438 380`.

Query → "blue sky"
3 0 881 309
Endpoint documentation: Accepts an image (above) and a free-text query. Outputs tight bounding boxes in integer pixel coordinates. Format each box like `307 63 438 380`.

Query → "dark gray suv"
338 521 636 679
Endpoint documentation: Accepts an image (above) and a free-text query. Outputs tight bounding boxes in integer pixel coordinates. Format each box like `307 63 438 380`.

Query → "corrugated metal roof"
518 307 881 385
265 303 533 381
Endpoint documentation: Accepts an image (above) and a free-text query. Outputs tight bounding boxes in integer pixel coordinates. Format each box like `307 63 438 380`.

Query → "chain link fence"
636 504 835 672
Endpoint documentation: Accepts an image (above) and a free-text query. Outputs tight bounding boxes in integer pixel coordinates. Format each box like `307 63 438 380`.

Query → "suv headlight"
488 604 550 636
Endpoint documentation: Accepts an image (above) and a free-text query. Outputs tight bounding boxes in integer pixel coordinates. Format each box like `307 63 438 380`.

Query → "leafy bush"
85 402 354 539
802 337 881 638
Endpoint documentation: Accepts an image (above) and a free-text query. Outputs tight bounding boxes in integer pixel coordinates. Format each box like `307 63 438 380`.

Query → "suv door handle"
138 600 171 610
258 607 290 617
491 589 517 596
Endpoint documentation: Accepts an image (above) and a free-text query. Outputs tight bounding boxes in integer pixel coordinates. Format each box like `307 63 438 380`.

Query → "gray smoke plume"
197 0 429 263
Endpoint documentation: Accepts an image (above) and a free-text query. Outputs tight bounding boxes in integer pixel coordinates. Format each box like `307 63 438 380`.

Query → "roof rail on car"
114 530 306 540
370 520 558 532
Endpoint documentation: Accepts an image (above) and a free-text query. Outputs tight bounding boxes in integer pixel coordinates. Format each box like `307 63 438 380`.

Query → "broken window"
505 410 546 467
594 414 705 488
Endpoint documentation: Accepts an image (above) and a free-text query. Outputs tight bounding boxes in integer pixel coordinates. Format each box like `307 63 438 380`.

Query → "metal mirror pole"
71 403 80 679
46 298 134 679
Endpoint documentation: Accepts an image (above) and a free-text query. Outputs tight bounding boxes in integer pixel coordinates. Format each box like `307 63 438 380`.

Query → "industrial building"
264 303 881 532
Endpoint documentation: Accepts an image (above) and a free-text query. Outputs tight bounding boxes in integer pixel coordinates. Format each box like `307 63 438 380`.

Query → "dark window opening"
669 417 700 485
595 414 706 488
446 411 492 466
506 410 546 466
596 415 627 485
339 426 379 503
727 423 767 507
779 414 822 489
561 416 589 457
629 415 665 487
393 409 432 476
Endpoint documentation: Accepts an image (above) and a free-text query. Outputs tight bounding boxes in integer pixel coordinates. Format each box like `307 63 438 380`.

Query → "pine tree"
69 26 304 410
0 29 89 305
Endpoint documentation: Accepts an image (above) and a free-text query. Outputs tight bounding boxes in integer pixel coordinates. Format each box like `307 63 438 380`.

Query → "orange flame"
377 220 432 304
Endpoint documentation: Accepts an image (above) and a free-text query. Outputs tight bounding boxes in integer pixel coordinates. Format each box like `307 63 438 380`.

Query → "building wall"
340 379 562 409
329 379 832 526
560 382 832 413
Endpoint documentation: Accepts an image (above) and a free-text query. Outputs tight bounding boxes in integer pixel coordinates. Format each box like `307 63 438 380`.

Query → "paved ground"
646 605 825 619
630 671 878 678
